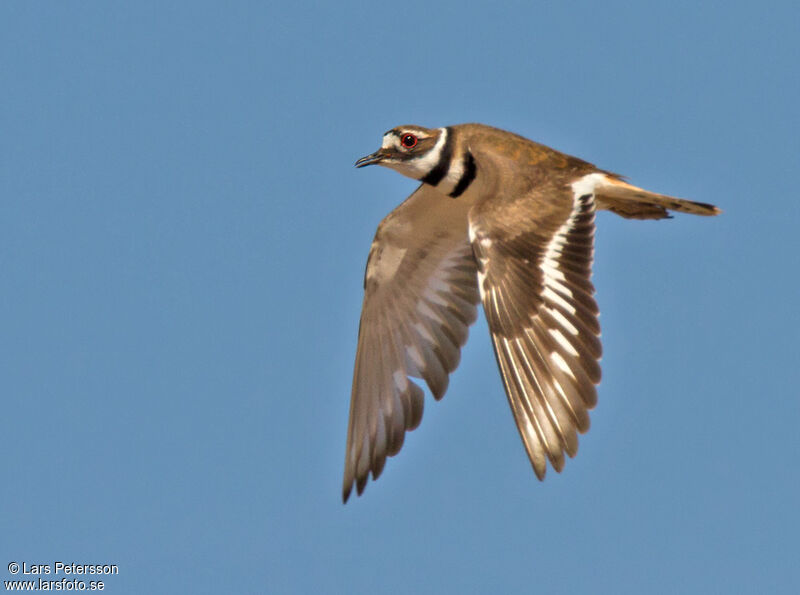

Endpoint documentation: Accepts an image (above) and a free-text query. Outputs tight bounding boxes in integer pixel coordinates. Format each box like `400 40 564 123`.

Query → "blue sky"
1 1 798 593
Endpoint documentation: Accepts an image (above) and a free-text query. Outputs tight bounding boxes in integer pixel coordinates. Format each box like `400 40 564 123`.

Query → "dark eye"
401 133 418 148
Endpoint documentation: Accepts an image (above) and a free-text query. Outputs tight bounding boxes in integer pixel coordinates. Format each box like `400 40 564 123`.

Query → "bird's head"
355 125 447 181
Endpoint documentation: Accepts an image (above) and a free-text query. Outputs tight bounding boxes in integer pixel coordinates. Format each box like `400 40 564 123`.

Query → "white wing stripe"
393 369 409 392
548 306 579 335
405 344 425 372
416 299 440 320
550 351 576 379
412 321 436 344
541 258 566 281
549 328 579 356
542 286 576 315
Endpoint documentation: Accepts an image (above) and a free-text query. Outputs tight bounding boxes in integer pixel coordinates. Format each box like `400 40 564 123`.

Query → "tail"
593 175 721 220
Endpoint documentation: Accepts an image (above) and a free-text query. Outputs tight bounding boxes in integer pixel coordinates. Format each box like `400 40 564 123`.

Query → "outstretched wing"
343 184 480 502
469 178 602 479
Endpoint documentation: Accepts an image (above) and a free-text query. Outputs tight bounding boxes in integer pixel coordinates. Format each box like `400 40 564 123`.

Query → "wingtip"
342 476 371 503
688 200 722 216
342 480 352 504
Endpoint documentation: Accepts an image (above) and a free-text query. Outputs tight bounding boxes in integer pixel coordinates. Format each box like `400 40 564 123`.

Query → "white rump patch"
571 172 607 198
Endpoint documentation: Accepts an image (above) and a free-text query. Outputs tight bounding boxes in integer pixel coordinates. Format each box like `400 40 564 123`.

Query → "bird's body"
344 123 719 502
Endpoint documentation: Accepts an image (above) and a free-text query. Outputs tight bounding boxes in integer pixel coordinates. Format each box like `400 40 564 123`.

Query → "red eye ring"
400 133 418 148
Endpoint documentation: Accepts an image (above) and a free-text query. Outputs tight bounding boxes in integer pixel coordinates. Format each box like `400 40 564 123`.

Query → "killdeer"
343 123 719 502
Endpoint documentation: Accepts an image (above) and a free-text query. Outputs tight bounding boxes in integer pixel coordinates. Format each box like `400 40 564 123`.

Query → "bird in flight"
343 123 719 502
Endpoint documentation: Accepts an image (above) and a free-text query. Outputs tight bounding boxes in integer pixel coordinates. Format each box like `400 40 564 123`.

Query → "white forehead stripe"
381 134 396 149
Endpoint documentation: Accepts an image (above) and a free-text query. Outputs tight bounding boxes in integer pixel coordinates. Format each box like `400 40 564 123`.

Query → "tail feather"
594 176 721 220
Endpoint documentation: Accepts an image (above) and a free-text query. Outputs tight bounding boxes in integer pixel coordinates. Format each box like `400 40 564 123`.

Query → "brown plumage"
343 123 719 502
